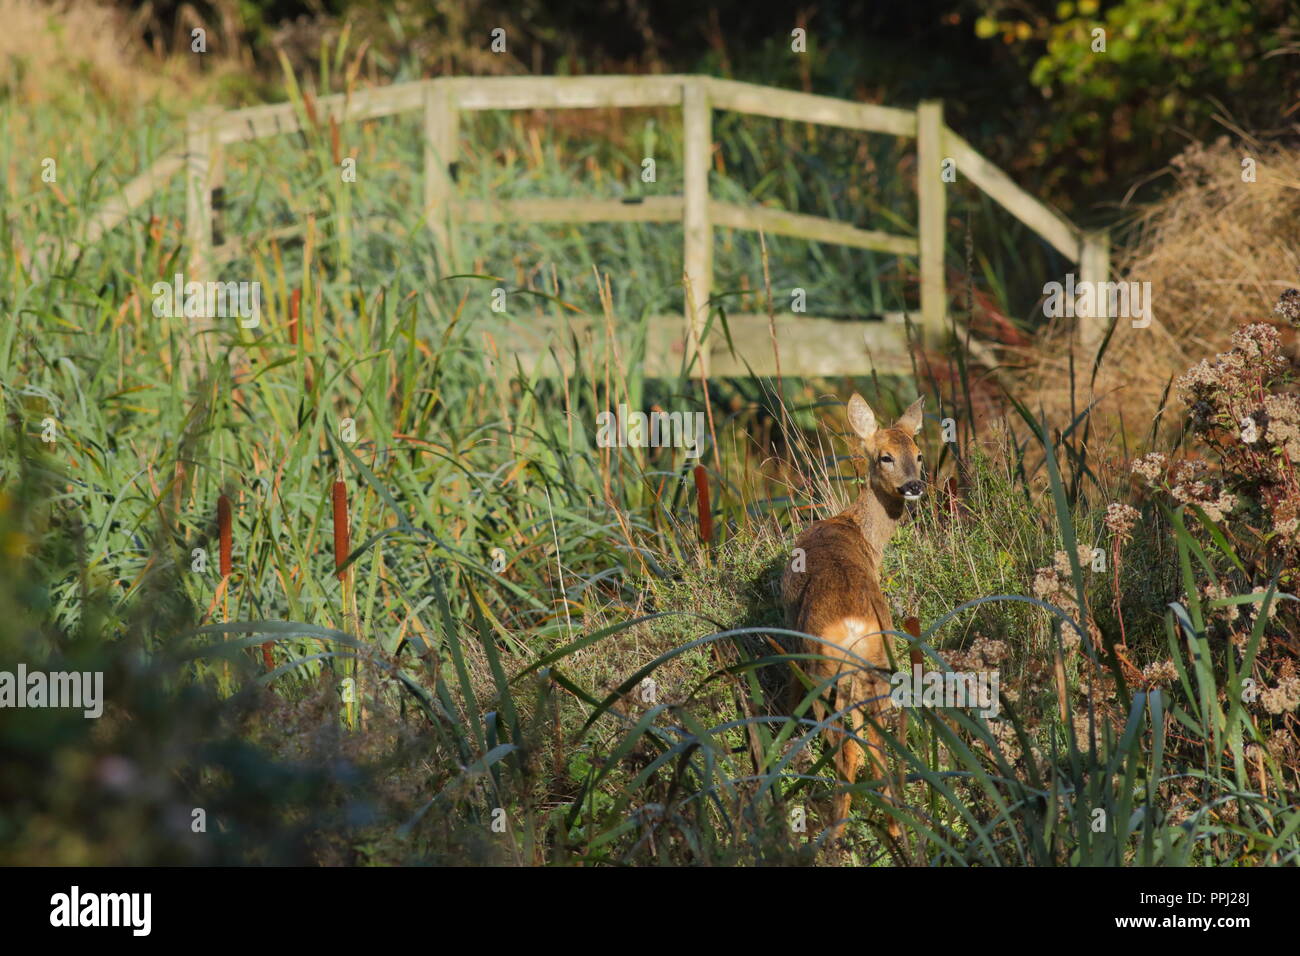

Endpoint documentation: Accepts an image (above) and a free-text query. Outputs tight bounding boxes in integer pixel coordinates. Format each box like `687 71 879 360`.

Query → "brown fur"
780 395 925 844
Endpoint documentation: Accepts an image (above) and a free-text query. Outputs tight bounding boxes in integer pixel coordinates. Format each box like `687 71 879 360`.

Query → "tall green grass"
1 59 1295 864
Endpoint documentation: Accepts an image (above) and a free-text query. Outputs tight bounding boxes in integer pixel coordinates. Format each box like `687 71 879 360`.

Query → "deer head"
846 393 926 503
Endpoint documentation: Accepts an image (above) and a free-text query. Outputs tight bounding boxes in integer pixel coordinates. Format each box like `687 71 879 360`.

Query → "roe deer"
780 393 925 843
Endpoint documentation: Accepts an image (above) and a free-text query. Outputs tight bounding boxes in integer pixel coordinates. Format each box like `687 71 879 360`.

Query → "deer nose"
899 480 924 500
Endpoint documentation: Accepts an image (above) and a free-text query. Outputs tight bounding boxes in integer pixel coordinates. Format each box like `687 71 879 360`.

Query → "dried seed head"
1104 502 1139 538
1130 452 1166 485
1274 288 1300 326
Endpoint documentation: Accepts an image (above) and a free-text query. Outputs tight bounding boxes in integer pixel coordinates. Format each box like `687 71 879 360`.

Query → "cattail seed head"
218 494 232 578
332 479 349 580
903 616 924 667
289 288 301 345
693 464 712 545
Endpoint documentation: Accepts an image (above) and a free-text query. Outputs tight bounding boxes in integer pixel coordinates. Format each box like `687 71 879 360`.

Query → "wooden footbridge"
50 75 1109 378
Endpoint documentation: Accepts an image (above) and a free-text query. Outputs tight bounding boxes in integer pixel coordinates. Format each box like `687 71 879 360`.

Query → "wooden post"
424 79 460 272
916 101 946 343
210 135 226 252
184 108 220 376
682 79 713 377
185 109 217 283
1078 229 1111 358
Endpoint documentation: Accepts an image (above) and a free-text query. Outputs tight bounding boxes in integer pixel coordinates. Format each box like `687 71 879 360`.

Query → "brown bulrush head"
217 494 232 578
943 475 961 524
302 88 319 128
217 493 271 668
288 287 301 345
900 614 924 827
693 463 712 546
903 616 924 670
332 479 350 580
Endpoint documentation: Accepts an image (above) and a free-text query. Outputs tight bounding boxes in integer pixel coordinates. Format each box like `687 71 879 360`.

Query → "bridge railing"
58 75 1111 374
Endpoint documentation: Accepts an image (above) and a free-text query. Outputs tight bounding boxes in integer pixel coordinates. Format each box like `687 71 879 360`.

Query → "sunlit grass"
1 59 1295 865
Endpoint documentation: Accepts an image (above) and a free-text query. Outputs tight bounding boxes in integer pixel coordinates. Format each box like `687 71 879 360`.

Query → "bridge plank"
481 313 912 378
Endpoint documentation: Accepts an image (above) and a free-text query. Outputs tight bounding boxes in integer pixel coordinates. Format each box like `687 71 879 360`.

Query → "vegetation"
1 0 1296 866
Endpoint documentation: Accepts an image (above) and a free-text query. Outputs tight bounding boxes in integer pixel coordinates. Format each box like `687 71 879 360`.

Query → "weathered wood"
63 74 1103 382
709 200 917 257
215 80 427 144
451 75 688 111
182 109 221 377
455 196 683 224
213 215 411 262
423 80 459 270
1078 229 1112 357
917 101 946 341
696 313 910 378
185 111 217 282
944 127 1080 260
87 151 185 245
706 78 917 137
482 313 910 378
682 80 713 377
27 149 186 277
210 134 226 250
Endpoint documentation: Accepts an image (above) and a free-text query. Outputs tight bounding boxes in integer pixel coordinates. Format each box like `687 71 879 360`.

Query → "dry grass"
1022 139 1300 439
0 0 166 103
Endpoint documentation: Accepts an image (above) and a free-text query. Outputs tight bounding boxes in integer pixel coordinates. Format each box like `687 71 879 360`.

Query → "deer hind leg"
790 652 852 838
796 641 888 844
830 665 905 844
828 676 866 842
795 668 839 787
859 670 903 840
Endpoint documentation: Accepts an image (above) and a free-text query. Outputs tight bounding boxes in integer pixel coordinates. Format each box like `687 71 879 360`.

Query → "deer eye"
879 454 894 464
917 453 924 462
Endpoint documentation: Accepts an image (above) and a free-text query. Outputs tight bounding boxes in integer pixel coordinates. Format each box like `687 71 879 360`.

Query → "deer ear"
894 396 925 436
846 393 878 441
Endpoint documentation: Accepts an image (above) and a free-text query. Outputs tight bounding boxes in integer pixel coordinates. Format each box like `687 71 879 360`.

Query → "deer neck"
842 480 905 563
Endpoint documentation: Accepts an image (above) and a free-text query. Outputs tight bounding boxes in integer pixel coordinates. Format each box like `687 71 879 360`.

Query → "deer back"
781 514 892 643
